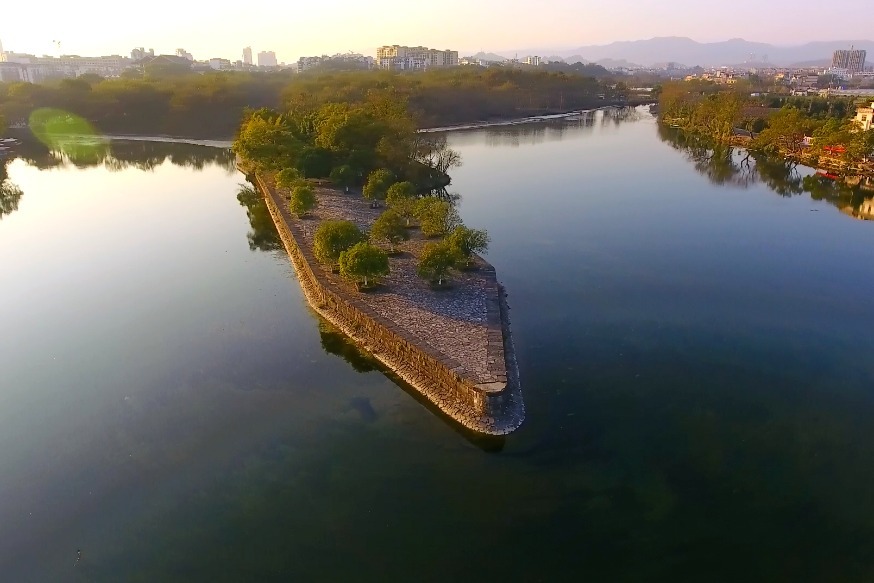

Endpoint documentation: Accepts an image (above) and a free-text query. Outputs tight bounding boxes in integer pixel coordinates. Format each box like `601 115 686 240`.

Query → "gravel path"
287 186 494 384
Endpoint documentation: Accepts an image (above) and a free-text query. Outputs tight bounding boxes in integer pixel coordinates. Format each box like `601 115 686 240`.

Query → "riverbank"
250 172 524 435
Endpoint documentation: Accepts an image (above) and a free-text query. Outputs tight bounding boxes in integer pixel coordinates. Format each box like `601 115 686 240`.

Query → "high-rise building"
0 38 4 54
243 47 252 66
832 48 867 74
175 48 193 61
257 51 277 67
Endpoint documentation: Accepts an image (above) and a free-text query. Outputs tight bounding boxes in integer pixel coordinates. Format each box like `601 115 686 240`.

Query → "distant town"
0 41 462 82
1 36 872 93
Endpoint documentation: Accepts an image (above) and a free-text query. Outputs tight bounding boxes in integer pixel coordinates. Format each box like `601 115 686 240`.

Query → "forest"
0 67 623 139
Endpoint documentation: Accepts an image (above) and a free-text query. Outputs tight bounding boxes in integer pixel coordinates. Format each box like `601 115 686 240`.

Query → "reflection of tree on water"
0 140 235 221
10 138 235 172
601 106 642 126
236 184 282 252
658 125 756 188
753 156 804 196
659 126 874 219
318 319 378 373
0 160 23 220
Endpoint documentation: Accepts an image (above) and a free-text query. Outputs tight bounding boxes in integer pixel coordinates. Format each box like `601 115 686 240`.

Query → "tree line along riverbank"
0 68 627 140
657 81 874 178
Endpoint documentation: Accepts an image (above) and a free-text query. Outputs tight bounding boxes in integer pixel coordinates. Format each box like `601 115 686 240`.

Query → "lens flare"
28 108 109 164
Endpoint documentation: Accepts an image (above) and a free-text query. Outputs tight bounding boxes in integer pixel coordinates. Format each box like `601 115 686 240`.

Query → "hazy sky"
2 0 870 62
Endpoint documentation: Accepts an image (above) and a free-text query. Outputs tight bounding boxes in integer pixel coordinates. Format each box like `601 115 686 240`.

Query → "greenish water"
2 110 874 582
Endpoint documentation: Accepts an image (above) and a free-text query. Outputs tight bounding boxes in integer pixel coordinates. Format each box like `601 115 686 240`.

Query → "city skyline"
2 0 873 65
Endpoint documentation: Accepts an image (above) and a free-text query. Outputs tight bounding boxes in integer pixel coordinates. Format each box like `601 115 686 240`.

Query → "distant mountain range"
490 37 874 68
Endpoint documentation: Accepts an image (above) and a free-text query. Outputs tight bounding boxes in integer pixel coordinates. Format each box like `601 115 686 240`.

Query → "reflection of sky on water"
444 107 644 148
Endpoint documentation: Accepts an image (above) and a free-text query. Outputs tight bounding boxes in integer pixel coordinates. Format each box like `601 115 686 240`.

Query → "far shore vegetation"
657 80 874 176
0 66 629 140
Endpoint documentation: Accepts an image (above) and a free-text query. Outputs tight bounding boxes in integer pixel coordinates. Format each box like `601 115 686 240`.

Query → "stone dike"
251 173 525 435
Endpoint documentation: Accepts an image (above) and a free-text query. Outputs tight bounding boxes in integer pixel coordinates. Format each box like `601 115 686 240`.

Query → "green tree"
363 168 394 205
313 220 366 266
447 225 490 268
753 107 815 157
386 181 417 226
414 198 461 238
339 242 390 288
329 164 356 189
386 181 416 200
297 146 333 178
276 168 302 191
234 109 302 172
416 241 460 286
370 210 410 252
289 185 317 217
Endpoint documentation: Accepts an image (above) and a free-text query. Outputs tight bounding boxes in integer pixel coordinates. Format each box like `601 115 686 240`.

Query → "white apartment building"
524 56 542 66
375 45 458 70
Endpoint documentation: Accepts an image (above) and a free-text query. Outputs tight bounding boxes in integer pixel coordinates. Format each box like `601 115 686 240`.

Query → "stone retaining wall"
253 174 524 435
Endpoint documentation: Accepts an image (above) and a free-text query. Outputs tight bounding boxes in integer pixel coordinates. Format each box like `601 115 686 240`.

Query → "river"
2 108 874 582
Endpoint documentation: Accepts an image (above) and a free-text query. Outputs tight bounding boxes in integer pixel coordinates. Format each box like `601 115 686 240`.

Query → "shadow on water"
316 316 506 452
658 124 874 220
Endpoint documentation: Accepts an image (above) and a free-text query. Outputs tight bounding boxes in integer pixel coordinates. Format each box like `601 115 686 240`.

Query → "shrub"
289 185 316 217
339 242 390 288
313 220 366 266
370 210 410 252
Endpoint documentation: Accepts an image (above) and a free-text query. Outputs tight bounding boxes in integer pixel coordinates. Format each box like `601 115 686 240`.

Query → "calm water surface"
2 111 874 582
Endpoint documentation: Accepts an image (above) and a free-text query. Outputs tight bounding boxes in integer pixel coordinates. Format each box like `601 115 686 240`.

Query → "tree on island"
447 225 490 268
370 210 410 253
289 185 317 218
416 241 460 287
329 164 356 191
363 169 394 206
386 181 418 226
414 198 461 238
298 147 334 178
276 168 303 193
313 220 366 267
339 242 390 289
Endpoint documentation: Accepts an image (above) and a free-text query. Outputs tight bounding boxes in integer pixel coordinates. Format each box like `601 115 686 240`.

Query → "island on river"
247 170 525 435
